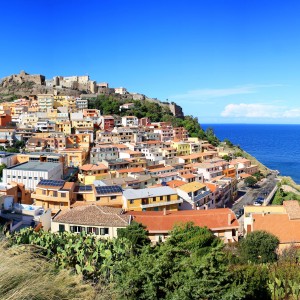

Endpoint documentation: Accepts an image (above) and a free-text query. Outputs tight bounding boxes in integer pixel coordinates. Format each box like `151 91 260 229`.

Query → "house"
121 116 139 127
78 163 109 184
31 180 75 215
128 208 239 243
123 186 182 211
99 115 115 130
90 145 118 164
244 201 300 251
177 181 214 210
51 205 131 238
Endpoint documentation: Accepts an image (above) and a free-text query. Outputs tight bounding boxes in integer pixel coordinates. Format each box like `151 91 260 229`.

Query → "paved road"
231 172 279 214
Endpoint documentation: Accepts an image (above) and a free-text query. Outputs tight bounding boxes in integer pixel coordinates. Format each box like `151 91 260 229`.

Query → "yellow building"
171 141 191 156
54 95 76 111
78 164 109 185
58 148 88 167
55 120 72 134
31 180 75 215
123 186 181 211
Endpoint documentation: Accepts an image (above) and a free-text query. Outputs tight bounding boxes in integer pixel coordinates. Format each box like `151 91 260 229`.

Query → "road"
231 171 279 214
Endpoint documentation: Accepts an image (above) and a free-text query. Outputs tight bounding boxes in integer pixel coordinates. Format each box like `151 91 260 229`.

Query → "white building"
121 116 139 127
3 161 63 191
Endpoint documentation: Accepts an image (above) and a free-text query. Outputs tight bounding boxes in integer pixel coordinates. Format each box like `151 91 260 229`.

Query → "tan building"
32 180 76 215
244 201 300 251
51 205 131 238
128 208 239 243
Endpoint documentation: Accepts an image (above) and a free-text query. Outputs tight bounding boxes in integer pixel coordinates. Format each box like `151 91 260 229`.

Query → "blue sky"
1 0 300 124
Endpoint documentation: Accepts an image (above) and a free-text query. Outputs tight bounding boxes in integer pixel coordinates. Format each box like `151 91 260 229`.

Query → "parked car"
253 201 262 206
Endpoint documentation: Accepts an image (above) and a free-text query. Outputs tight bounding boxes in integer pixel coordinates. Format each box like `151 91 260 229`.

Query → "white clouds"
170 84 283 100
221 103 300 119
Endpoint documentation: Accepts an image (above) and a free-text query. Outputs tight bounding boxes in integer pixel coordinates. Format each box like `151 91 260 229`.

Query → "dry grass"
0 242 96 300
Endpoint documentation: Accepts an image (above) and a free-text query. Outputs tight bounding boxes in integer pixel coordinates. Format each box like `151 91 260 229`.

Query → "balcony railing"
140 199 182 209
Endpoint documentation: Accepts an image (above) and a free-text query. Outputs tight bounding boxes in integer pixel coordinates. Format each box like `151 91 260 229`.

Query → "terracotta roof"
253 213 300 244
80 164 108 171
127 208 239 232
53 205 130 227
166 180 186 188
117 167 145 174
62 182 75 190
180 174 196 179
204 182 218 193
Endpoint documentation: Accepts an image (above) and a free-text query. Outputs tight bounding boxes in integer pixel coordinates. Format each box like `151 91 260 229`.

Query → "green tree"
117 221 150 253
238 230 279 264
0 163 6 179
244 176 257 187
222 155 232 162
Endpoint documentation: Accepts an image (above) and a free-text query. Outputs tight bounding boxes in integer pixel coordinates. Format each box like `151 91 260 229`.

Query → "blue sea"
202 124 300 184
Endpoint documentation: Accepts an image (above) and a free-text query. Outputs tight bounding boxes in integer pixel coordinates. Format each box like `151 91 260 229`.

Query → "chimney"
228 213 231 225
163 207 167 216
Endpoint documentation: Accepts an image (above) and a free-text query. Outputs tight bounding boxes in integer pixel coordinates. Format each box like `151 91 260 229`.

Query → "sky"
1 0 300 124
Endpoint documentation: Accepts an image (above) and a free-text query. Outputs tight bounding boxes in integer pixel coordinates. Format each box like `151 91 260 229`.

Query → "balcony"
31 193 69 202
140 199 182 209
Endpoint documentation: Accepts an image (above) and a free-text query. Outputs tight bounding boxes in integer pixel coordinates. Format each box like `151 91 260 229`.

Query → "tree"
0 163 6 179
238 230 279 264
222 155 232 162
244 176 257 187
117 221 150 253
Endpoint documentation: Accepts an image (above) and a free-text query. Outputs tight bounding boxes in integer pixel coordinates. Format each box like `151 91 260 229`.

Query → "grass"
0 241 117 300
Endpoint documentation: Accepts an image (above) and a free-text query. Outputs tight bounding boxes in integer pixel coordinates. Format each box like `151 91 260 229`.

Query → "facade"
32 180 75 215
3 161 63 191
51 205 131 239
128 208 239 243
123 186 182 211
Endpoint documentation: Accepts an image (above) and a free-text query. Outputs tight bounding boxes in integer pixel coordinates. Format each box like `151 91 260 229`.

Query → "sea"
202 124 300 184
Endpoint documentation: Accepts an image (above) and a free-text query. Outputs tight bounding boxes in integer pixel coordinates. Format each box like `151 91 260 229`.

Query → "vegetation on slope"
6 222 300 299
0 242 96 300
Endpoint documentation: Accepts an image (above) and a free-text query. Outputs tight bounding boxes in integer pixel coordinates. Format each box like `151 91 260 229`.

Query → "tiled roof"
253 213 300 243
80 164 108 171
283 200 300 220
53 205 130 227
166 180 186 188
127 208 239 232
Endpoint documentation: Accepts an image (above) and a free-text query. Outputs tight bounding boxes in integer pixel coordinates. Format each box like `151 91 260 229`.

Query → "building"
123 186 181 211
177 182 213 210
3 161 63 191
128 208 239 243
244 201 300 251
31 180 75 215
51 205 131 238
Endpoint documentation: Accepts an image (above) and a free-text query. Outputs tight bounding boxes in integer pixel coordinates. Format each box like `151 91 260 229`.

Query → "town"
0 71 294 251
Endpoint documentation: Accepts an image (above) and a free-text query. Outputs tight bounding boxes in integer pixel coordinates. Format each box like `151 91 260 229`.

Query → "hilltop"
0 70 184 118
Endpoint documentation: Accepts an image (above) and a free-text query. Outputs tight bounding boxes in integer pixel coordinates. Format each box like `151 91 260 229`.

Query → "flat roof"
6 161 61 172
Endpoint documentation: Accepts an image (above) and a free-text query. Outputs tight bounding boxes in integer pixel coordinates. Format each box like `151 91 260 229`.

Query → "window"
42 190 46 195
160 196 163 201
153 197 156 202
23 176 26 179
87 227 99 235
58 224 65 232
29 177 32 180
53 191 58 197
18 176 21 179
100 228 109 235
167 195 171 202
70 226 83 233
130 200 134 204
61 193 66 198
34 177 38 180
111 196 117 200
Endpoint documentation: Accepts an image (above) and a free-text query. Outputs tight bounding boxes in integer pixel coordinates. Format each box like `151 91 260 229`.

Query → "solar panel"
95 185 122 195
78 185 93 192
39 179 65 187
